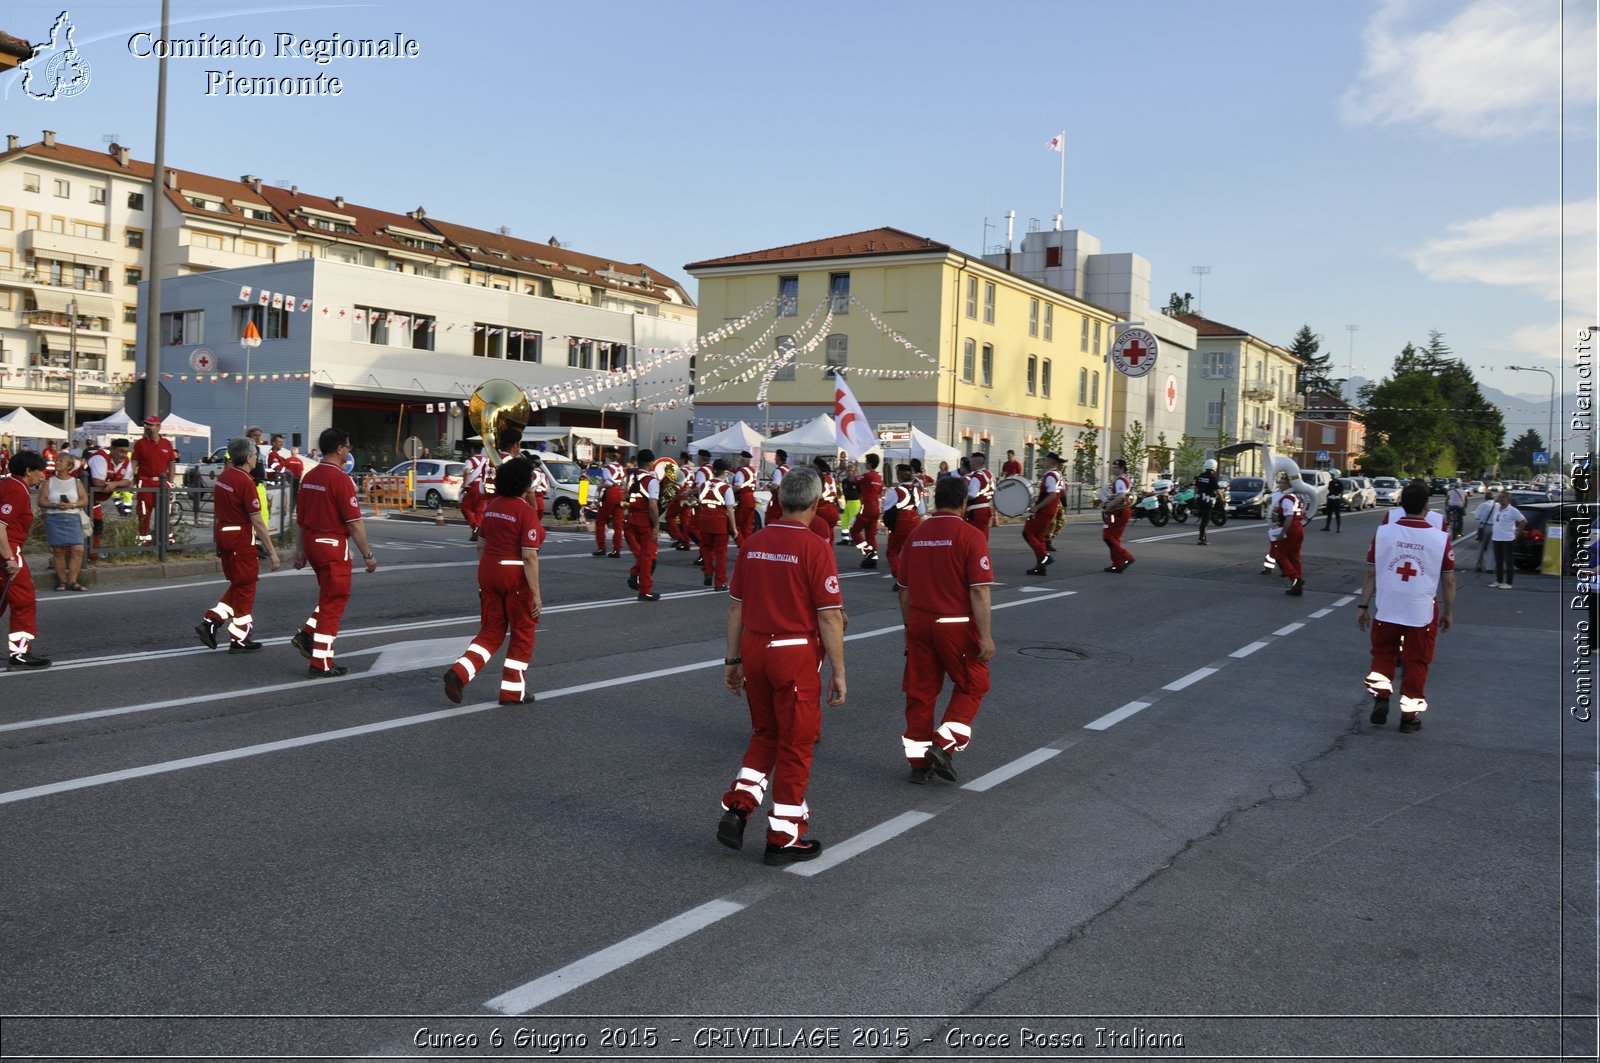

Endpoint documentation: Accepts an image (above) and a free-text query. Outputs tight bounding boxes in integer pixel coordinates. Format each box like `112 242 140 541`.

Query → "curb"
27 554 223 587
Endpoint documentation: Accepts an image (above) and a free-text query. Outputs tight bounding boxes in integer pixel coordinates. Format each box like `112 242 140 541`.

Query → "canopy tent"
762 414 837 455
466 426 636 449
80 408 212 454
880 427 960 471
0 407 68 440
687 421 766 453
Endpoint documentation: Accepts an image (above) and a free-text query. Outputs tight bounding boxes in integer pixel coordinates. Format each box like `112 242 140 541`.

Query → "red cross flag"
834 373 876 459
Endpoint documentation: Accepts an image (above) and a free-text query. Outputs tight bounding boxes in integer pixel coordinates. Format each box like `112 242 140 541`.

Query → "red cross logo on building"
1395 561 1420 582
1166 379 1177 405
194 352 213 371
1123 339 1148 365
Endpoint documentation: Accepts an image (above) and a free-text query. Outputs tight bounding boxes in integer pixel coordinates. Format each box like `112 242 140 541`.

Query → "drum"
994 475 1032 518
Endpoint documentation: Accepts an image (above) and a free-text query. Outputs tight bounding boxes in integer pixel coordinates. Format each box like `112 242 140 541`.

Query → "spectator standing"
1471 494 1496 573
1000 450 1023 477
1487 490 1527 589
39 452 88 591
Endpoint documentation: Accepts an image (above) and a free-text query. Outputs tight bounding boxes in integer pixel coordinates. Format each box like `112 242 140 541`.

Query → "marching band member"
717 466 846 865
896 473 996 784
196 437 281 653
665 451 693 550
129 415 177 544
697 458 738 590
1102 458 1135 573
813 457 841 542
883 463 922 586
1023 452 1064 575
461 444 490 541
86 437 133 559
526 452 550 525
592 446 626 557
731 451 759 542
290 428 378 678
849 453 884 568
626 449 663 602
766 448 791 521
1272 470 1306 596
1 451 50 669
444 456 544 706
964 451 995 539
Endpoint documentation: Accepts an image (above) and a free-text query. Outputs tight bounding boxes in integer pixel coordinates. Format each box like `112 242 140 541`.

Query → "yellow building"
685 227 1119 474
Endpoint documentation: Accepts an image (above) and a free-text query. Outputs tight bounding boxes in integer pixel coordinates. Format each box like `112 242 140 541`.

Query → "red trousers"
625 516 657 594
1023 498 1059 563
901 609 990 764
1103 508 1133 568
136 476 163 536
665 500 693 545
461 485 485 530
722 631 823 847
4 550 38 656
1278 520 1304 580
301 536 352 671
594 487 623 551
816 501 839 542
1367 612 1439 714
698 514 732 587
886 514 919 584
735 496 757 541
451 560 538 703
206 530 260 643
965 504 992 539
850 505 880 553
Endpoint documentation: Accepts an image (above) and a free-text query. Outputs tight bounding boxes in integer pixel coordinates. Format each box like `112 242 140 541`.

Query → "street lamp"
1507 365 1555 472
240 318 262 432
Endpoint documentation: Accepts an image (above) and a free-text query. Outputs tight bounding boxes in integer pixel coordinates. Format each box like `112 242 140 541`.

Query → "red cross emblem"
1395 561 1420 582
194 352 213 370
1166 379 1177 404
1123 340 1148 365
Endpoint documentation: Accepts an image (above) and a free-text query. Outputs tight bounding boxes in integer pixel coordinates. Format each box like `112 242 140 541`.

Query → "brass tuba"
1261 442 1318 518
468 378 533 469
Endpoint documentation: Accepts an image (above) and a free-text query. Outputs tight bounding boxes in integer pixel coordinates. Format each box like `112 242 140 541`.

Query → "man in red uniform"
526 452 550 526
897 474 996 783
591 446 626 557
1 451 51 669
1273 470 1306 596
731 451 759 542
130 415 177 544
884 463 922 586
717 465 847 865
1001 449 1023 478
444 456 544 706
766 448 791 522
290 428 378 677
86 437 134 559
665 451 694 550
1102 458 1135 573
195 437 281 652
1023 452 1064 575
696 458 738 590
849 452 884 568
813 456 841 541
461 444 490 540
964 452 995 539
624 449 662 602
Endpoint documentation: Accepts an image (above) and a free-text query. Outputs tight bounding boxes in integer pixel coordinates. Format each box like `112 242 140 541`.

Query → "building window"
828 272 850 313
983 282 996 324
1045 245 1063 268
777 275 798 317
1321 425 1337 445
965 276 978 319
71 222 105 240
299 248 313 260
1029 298 1039 338
127 191 145 211
772 336 796 380
125 268 142 286
0 208 12 230
1079 368 1089 404
503 326 536 361
123 304 138 324
89 186 107 205
1043 303 1053 342
412 315 439 353
23 173 40 193
1206 401 1223 428
125 228 144 249
473 323 504 359
54 179 70 198
1202 352 1233 378
358 306 390 345
1080 317 1089 352
1041 359 1052 398
824 334 848 374
234 304 289 341
192 232 224 251
1026 354 1037 394
962 338 975 382
0 291 9 310
1093 321 1101 355
1090 370 1100 407
981 343 993 387
49 216 64 233
568 339 596 370
123 342 137 360
159 310 203 346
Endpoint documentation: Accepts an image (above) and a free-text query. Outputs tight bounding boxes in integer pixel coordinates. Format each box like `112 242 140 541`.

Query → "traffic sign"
1110 327 1159 378
1317 450 1330 463
1533 450 1550 466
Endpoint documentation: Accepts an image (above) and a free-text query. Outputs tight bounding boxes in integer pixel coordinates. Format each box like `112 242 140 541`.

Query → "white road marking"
484 899 747 1014
1274 622 1305 636
1163 666 1219 691
786 810 936 877
1230 641 1270 658
366 638 464 676
961 748 1060 791
993 590 1075 609
1332 595 1356 607
1309 608 1333 619
1084 700 1153 731
1128 522 1262 544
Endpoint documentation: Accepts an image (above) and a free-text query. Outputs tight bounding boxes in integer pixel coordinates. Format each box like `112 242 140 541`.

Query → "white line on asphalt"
1084 700 1153 731
786 810 936 877
1229 641 1270 658
961 748 1061 791
1163 666 1219 691
1309 608 1333 618
484 898 747 1014
1127 522 1262 544
993 590 1075 610
1332 595 1356 607
1274 622 1305 636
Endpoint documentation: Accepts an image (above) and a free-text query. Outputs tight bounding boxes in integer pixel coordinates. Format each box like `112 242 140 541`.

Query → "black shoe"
1046 541 1058 552
1286 579 1304 596
909 766 931 785
499 694 536 706
591 549 607 557
228 639 264 654
289 630 314 661
717 807 749 850
860 556 877 569
307 664 348 679
638 592 661 602
194 620 219 650
1398 712 1422 733
1369 697 1390 726
627 574 640 590
1042 554 1054 566
1121 557 1134 571
674 541 690 551
1026 566 1048 576
693 556 705 567
1197 538 1208 545
704 573 713 587
925 743 957 782
607 550 621 558
763 839 824 866
7 652 51 670
443 669 464 705
714 583 728 591
1104 565 1123 573
469 529 479 542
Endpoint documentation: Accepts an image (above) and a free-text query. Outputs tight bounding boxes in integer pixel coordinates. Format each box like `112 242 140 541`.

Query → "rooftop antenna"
101 133 121 144
1191 265 1212 315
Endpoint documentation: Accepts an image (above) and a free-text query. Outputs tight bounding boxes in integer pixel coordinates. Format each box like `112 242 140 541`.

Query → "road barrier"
365 474 413 514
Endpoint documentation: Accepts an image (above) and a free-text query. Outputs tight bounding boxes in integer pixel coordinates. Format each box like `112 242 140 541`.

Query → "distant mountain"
1339 377 1558 446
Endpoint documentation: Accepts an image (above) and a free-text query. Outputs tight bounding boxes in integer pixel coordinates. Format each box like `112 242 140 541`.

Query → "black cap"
739 450 752 458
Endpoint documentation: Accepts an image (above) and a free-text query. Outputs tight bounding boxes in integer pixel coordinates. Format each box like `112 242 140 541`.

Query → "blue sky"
3 0 1594 445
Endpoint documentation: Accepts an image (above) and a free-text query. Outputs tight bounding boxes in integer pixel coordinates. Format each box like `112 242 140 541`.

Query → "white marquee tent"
880 427 961 471
0 407 68 440
762 414 837 455
81 408 212 453
687 421 766 453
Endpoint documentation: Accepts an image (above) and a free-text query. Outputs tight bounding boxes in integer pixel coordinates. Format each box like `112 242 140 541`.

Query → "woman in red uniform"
696 458 738 591
1 451 50 669
196 438 280 652
444 456 544 705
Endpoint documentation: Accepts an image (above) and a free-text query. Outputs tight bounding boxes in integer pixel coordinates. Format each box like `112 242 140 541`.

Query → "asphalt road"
1 506 1591 1061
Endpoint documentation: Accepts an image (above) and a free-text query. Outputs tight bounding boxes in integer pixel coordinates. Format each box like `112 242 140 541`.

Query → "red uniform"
1365 517 1454 717
624 468 660 595
1023 469 1063 565
696 477 736 589
815 472 840 540
722 521 844 848
884 481 923 584
850 468 884 555
203 466 265 645
731 466 758 541
449 494 545 703
594 460 625 553
131 434 177 538
1001 458 1023 477
766 463 791 521
528 463 550 524
1274 492 1305 582
665 462 694 547
1 475 39 658
897 513 995 767
1103 474 1134 570
85 450 131 546
295 462 364 671
965 468 995 538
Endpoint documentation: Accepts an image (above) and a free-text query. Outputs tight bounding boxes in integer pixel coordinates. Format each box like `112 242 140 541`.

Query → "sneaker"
1104 565 1125 573
499 694 536 706
228 639 264 654
637 592 661 602
1369 696 1390 726
289 630 315 661
763 839 823 866
1197 538 1208 545
1122 558 1135 571
442 669 464 705
1026 566 1048 576
716 806 749 850
714 583 728 591
860 558 878 569
925 743 958 782
194 620 219 650
591 549 607 557
306 665 348 679
673 541 690 551
1042 554 1055 566
6 652 52 670
1398 712 1422 733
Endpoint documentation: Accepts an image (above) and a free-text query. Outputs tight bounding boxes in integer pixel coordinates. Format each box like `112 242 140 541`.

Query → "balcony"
19 228 116 265
1279 391 1305 411
1243 380 1275 401
0 263 111 293
176 243 276 271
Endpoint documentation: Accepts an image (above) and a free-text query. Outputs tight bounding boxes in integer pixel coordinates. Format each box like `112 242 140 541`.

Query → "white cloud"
1408 198 1596 306
1340 0 1595 140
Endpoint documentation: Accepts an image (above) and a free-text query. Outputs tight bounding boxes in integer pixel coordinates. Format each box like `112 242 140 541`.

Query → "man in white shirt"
1487 491 1527 589
1446 482 1467 538
1471 495 1497 573
1356 480 1456 733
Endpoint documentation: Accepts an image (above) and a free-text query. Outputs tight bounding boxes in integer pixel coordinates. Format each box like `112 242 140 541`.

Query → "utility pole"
65 296 78 443
1345 324 1359 400
141 0 171 419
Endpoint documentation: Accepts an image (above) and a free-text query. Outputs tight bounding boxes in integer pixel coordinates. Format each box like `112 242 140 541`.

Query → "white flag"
1047 130 1064 152
833 373 876 459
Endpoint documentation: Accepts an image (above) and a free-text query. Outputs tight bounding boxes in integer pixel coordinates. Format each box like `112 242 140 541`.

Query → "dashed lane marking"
1309 608 1334 619
960 747 1061 790
1230 641 1270 658
786 810 937 878
1163 666 1219 691
1084 701 1153 731
1274 622 1305 636
1332 595 1357 607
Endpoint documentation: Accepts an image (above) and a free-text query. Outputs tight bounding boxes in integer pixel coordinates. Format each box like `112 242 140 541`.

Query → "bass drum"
994 475 1032 518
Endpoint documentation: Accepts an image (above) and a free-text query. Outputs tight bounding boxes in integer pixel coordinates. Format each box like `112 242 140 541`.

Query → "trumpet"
468 378 533 469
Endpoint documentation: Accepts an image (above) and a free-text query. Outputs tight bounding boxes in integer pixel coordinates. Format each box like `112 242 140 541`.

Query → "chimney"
6 135 18 151
408 206 426 219
118 146 130 167
164 169 177 189
289 184 298 196
334 195 344 209
42 129 56 147
1004 209 1015 271
241 174 262 193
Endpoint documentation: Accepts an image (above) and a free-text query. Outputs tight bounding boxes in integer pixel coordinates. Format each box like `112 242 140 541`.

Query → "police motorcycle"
1129 476 1175 527
1169 478 1229 526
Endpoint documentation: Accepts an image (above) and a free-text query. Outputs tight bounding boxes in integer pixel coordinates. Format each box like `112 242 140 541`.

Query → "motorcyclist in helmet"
1193 458 1222 546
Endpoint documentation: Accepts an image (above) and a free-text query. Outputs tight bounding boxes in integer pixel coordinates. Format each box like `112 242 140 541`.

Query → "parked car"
1467 480 1486 496
540 458 585 520
1371 476 1402 505
1293 469 1330 519
1337 476 1374 510
1508 494 1570 571
1227 476 1270 518
383 459 467 508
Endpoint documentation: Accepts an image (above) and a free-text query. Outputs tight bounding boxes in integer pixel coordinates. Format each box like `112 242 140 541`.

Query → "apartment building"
1293 389 1366 472
1176 312 1303 474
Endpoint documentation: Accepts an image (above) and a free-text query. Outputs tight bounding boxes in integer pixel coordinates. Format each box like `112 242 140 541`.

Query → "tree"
1164 292 1193 316
1174 433 1206 481
1289 323 1341 395
1035 414 1064 466
1354 444 1402 477
1120 419 1147 487
1072 420 1099 486
1504 428 1546 471
1153 431 1172 474
1358 338 1505 479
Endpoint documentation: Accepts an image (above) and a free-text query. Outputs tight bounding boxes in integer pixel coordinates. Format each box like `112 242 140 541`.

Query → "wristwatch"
724 657 742 666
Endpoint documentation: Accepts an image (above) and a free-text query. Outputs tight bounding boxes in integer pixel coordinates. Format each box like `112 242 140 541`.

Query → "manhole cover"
1018 645 1089 661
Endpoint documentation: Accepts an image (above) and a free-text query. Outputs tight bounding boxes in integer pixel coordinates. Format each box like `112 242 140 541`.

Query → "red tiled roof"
0 138 155 179
685 227 951 269
256 185 466 264
1172 312 1253 338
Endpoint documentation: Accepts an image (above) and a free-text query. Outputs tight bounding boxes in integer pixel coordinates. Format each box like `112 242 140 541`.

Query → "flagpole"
1057 130 1065 228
